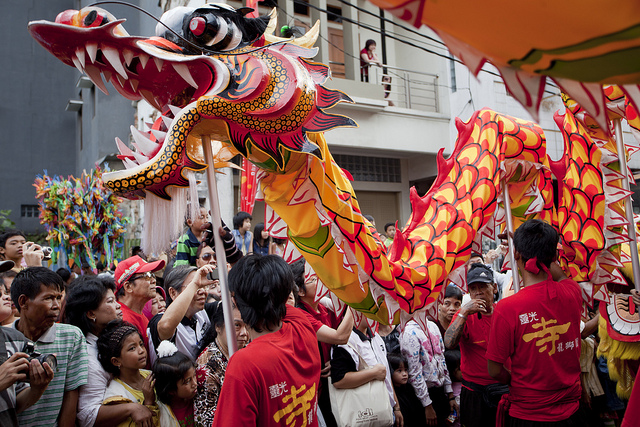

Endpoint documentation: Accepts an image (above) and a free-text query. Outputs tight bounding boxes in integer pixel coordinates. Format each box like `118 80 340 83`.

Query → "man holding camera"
9 267 88 427
0 260 55 427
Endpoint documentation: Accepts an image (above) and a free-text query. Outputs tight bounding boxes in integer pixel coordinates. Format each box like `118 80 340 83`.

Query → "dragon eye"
189 16 206 36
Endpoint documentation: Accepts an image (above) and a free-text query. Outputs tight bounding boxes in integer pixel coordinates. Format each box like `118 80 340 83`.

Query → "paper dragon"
33 167 128 270
27 5 640 334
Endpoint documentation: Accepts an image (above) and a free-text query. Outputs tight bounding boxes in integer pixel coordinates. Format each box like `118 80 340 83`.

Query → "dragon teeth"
154 57 164 73
75 48 85 69
130 125 159 157
172 63 198 89
122 158 138 169
83 64 109 95
115 137 136 157
86 42 98 63
168 104 182 117
71 56 84 74
150 129 167 142
129 78 139 92
161 115 174 129
122 49 135 67
132 150 150 165
102 45 128 79
138 53 149 70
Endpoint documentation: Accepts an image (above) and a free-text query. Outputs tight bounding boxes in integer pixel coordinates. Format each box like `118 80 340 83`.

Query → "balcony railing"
332 62 440 113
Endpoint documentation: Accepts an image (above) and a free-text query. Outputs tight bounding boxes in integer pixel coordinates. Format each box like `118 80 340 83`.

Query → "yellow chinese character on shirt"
273 383 317 426
522 316 571 356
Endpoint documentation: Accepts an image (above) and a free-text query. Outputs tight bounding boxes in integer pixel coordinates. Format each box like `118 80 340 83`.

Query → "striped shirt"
11 321 88 427
0 327 29 427
174 228 201 267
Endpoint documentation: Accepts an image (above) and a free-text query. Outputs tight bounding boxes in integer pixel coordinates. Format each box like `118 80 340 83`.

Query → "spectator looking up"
174 206 210 267
487 219 583 425
0 268 19 326
194 301 248 426
114 255 165 349
147 265 218 365
10 267 88 427
64 276 153 427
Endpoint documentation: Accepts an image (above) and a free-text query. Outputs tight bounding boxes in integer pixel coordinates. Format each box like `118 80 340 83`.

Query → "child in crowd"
388 353 427 426
174 206 210 267
252 222 272 256
232 211 253 255
98 320 172 426
154 341 198 426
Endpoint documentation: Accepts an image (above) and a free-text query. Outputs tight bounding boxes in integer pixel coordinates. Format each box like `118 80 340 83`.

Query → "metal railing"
331 62 440 113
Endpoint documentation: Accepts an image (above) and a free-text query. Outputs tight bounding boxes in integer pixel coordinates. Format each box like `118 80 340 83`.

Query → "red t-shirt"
120 301 150 349
486 278 582 422
453 310 505 386
298 301 340 363
212 304 321 427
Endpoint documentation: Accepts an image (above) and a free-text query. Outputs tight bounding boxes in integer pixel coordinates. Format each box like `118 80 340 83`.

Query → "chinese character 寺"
522 317 571 356
273 383 317 426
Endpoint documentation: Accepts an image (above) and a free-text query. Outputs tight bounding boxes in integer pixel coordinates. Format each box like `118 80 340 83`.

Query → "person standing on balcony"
360 39 382 82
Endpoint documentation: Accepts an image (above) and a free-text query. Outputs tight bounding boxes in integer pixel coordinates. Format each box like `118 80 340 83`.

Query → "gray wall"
0 0 161 234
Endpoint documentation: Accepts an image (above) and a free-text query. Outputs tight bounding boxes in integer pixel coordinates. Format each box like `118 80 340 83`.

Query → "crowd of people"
0 212 637 427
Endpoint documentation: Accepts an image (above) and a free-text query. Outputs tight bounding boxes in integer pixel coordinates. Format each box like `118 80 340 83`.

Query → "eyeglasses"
130 272 155 282
199 253 215 262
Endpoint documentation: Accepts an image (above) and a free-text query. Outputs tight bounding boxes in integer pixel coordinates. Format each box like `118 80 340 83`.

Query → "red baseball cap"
114 255 165 289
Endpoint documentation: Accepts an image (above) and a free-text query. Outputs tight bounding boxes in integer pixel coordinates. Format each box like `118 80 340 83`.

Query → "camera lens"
38 354 58 372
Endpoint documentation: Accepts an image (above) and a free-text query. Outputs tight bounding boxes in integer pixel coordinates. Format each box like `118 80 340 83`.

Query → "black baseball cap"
467 264 493 285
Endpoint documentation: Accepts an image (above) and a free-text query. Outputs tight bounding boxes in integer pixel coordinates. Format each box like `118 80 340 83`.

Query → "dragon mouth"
28 19 230 111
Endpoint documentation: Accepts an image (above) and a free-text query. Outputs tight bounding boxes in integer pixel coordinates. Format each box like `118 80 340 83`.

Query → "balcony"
331 62 440 113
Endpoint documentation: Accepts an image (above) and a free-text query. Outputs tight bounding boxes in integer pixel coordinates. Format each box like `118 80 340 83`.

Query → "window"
21 205 40 218
333 155 401 183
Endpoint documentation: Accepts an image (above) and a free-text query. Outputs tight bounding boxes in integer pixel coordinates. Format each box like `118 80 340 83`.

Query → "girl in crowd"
142 286 166 321
388 353 427 426
194 302 248 426
154 341 198 426
252 222 272 256
98 320 172 427
65 276 153 427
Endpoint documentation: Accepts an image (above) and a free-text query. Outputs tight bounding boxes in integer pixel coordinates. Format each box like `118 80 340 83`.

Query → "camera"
207 269 219 282
21 341 57 381
24 243 53 261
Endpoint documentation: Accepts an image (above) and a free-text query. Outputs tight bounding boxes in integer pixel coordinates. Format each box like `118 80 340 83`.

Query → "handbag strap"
346 342 369 371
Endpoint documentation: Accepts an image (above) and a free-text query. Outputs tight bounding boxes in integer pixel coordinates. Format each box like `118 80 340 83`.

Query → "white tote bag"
328 346 394 427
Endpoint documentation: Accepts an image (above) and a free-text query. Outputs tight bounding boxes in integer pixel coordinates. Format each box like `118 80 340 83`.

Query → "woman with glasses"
147 265 218 366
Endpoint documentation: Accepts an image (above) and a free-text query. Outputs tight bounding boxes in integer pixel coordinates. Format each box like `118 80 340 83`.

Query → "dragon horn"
264 8 319 48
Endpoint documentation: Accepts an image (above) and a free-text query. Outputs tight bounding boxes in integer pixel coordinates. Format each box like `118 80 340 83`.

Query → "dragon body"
28 5 640 328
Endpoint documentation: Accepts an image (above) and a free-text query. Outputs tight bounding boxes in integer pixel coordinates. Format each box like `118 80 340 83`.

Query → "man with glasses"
114 255 165 349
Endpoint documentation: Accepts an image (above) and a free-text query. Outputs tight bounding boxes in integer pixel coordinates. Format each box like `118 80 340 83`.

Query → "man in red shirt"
444 263 506 427
213 255 321 427
114 255 164 348
486 219 583 426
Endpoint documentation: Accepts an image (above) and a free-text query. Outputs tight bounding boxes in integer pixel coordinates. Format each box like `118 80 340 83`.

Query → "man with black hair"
486 219 583 426
444 263 506 427
212 255 321 427
9 267 88 427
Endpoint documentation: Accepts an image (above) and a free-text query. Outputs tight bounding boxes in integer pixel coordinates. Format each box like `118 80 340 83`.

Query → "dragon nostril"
189 17 206 36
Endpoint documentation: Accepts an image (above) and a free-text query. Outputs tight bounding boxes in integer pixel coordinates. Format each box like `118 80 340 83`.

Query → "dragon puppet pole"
614 119 640 292
501 178 522 292
202 134 238 356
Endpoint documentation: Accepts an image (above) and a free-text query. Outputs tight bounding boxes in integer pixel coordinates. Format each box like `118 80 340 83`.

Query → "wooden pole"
202 134 238 356
502 178 521 292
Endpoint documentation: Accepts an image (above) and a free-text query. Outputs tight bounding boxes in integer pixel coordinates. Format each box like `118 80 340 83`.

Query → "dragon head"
29 4 354 200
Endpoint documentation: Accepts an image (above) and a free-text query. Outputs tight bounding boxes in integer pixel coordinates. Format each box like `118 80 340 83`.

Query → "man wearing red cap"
114 255 165 348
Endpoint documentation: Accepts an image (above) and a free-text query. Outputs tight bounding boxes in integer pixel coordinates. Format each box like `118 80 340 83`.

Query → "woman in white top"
64 276 154 427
